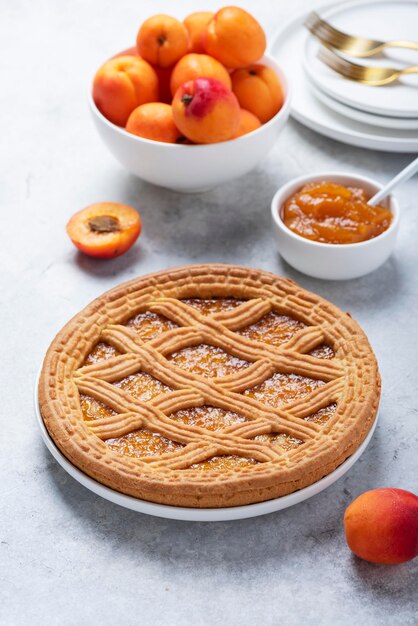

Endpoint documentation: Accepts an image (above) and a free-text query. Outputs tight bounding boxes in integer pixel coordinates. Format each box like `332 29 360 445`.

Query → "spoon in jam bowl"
271 172 400 280
367 156 418 207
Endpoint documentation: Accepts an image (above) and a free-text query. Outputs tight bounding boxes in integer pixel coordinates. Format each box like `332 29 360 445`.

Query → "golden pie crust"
39 264 380 508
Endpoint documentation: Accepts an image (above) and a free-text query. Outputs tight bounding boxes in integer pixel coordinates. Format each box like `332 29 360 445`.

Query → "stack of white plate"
270 0 418 152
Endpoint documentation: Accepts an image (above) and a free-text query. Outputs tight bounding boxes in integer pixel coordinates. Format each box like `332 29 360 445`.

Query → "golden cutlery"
318 46 418 86
305 11 418 58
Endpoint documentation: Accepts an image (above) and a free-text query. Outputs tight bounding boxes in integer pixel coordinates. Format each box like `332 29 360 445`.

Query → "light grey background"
1 1 417 625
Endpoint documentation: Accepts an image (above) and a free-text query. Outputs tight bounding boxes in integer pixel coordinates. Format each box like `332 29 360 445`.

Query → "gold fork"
305 11 418 58
318 46 418 86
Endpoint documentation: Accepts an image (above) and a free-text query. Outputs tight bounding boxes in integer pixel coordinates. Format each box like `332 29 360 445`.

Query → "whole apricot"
344 488 418 564
170 53 231 97
126 103 185 144
234 109 261 138
111 46 173 103
231 64 284 123
66 203 141 259
93 56 158 126
203 7 266 68
172 77 240 144
137 15 189 68
184 11 214 53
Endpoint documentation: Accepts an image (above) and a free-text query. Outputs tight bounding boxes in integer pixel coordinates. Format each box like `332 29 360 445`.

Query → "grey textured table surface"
2 1 417 624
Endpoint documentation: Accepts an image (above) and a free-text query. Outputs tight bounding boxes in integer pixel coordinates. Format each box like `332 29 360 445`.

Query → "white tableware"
89 54 290 193
368 155 418 205
269 2 418 152
35 371 378 522
310 82 418 130
304 0 418 118
271 172 400 280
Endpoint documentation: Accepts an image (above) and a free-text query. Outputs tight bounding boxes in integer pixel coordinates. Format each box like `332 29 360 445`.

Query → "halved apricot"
66 203 141 259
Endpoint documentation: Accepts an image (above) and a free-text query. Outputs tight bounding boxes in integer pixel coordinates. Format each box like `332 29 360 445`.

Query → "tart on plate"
38 264 380 508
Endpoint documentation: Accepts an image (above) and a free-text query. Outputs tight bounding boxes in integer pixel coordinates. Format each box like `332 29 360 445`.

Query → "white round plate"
269 1 418 152
304 0 418 118
310 82 418 130
34 371 379 522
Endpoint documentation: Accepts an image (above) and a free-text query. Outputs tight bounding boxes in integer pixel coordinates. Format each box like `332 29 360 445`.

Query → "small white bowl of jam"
271 172 400 280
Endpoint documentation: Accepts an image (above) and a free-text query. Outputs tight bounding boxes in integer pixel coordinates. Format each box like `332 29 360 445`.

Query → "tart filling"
79 300 337 465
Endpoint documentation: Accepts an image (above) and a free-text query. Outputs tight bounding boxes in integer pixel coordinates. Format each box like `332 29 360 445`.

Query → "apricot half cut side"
66 203 141 259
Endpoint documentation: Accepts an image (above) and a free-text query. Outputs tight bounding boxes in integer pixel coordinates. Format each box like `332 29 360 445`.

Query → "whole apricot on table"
93 56 158 126
172 77 240 144
126 103 185 144
66 203 141 259
344 488 418 564
170 53 231 97
231 64 284 123
234 109 261 138
203 7 266 69
137 15 189 68
184 11 214 53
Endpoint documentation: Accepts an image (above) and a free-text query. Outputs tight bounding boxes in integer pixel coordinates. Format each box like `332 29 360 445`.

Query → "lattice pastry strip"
145 299 343 380
74 296 346 469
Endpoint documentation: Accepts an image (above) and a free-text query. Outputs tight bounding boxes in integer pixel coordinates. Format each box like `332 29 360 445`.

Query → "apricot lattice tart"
39 265 380 508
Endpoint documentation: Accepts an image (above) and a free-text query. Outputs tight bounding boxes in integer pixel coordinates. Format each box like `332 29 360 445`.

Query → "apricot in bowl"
89 53 290 192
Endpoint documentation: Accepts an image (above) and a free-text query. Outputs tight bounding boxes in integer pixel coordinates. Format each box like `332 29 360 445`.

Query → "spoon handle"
368 156 418 206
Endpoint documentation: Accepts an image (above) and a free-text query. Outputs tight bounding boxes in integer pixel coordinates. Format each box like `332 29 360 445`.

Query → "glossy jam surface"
80 298 337 469
114 371 172 402
84 341 119 365
168 344 250 377
126 310 178 340
80 394 116 420
182 297 245 315
243 372 325 408
282 181 392 245
106 428 183 458
253 432 303 451
170 405 248 431
237 311 306 346
190 455 259 471
305 403 337 425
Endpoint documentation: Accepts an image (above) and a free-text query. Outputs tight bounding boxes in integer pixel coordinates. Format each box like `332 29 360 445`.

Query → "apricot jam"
80 299 337 467
282 181 392 245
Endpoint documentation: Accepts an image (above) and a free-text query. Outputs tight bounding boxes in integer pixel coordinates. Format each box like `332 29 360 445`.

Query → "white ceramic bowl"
271 172 400 280
89 54 291 193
